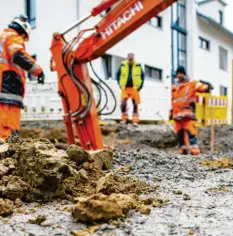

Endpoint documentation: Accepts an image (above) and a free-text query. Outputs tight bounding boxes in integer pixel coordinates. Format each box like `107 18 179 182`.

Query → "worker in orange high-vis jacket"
116 53 144 127
172 67 211 155
0 14 45 142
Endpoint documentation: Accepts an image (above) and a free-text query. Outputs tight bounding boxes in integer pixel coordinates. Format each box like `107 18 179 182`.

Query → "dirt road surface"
1 123 233 236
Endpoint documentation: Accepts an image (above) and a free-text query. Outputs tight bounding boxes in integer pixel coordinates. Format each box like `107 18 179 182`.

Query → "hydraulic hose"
91 78 102 108
70 60 92 119
89 61 117 116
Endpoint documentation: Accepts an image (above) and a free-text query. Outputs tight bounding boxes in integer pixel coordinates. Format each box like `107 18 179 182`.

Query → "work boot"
178 148 189 155
190 147 200 156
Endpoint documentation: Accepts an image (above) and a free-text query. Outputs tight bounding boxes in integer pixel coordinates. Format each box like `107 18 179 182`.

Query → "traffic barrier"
196 93 228 126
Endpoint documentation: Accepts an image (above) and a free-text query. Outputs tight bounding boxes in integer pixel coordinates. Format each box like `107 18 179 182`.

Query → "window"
145 65 162 81
171 0 187 81
172 0 186 29
220 86 227 96
27 54 37 81
102 54 112 78
199 37 210 51
219 47 228 71
25 0 36 28
149 16 163 28
219 10 223 25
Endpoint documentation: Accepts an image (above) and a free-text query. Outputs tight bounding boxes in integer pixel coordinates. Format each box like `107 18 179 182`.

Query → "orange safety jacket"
172 79 208 121
0 28 42 108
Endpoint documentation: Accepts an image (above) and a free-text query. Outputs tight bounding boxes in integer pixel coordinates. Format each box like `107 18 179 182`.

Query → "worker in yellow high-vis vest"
116 53 145 126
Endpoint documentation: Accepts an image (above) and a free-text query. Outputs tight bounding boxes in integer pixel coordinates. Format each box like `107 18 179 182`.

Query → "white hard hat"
12 14 32 40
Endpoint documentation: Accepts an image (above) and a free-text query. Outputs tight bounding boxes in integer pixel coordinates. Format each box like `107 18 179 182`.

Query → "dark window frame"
145 65 163 81
199 37 210 51
102 54 112 79
25 0 36 28
171 0 187 82
149 16 163 29
219 46 228 71
220 85 227 96
219 10 223 25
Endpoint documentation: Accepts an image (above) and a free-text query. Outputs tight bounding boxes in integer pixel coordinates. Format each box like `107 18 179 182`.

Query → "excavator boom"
76 0 177 62
50 0 177 150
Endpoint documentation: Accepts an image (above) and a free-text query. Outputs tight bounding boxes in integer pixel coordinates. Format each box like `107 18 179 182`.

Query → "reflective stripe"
0 58 8 63
0 32 16 58
28 63 39 73
8 43 23 52
173 97 196 102
184 85 190 97
0 93 23 103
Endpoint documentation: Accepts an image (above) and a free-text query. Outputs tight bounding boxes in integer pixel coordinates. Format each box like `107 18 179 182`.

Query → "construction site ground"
1 122 233 236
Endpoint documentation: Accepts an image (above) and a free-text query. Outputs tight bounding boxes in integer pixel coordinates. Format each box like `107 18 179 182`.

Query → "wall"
198 0 226 25
195 17 233 122
0 0 232 122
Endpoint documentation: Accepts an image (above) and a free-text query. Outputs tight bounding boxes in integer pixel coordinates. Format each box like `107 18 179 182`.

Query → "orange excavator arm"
50 0 177 150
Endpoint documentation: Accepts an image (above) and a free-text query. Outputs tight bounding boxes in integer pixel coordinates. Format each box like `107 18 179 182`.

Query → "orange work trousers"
0 104 21 141
121 88 140 123
175 119 200 155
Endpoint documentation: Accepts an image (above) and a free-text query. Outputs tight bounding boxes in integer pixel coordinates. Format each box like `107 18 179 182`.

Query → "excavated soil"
1 122 233 235
20 122 233 153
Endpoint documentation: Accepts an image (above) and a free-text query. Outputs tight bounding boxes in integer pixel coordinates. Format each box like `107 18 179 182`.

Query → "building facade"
0 0 232 122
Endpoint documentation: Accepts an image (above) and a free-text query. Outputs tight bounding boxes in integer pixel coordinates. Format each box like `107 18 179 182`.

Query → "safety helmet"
176 66 186 76
11 14 32 40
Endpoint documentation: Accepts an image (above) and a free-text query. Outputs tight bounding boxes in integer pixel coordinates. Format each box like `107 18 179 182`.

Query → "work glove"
37 72 45 85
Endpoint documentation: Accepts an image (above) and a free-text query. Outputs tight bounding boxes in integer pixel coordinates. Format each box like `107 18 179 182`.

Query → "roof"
198 0 227 6
197 12 233 39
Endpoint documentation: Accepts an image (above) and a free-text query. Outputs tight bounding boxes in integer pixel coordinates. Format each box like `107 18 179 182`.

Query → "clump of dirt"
0 137 154 208
0 158 16 177
0 198 13 217
56 162 104 199
207 186 230 192
72 225 100 236
96 173 155 195
89 149 113 170
28 215 46 225
67 145 93 166
201 158 233 169
72 193 152 223
0 175 42 201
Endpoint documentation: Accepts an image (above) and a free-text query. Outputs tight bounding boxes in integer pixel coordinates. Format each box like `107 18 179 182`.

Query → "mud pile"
0 137 156 221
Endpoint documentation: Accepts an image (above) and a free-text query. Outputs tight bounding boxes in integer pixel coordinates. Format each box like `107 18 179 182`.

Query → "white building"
0 0 232 122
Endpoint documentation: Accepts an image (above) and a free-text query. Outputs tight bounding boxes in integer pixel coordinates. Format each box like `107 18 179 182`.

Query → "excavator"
50 0 177 150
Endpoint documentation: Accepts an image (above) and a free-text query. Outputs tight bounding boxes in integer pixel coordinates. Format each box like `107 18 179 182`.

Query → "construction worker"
0 14 45 141
116 53 144 126
172 66 211 155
